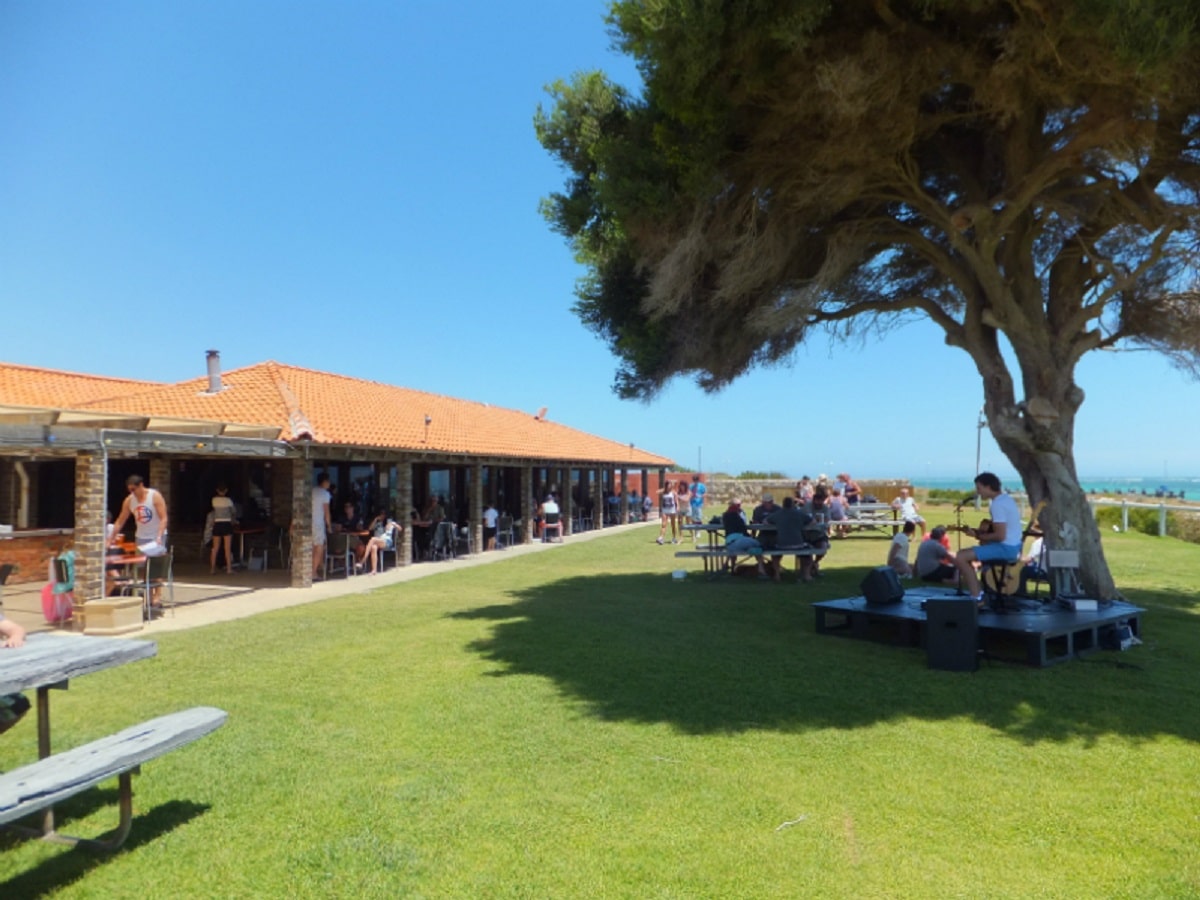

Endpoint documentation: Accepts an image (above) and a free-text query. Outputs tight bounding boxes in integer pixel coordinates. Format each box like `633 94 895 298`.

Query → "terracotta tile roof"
0 362 161 408
0 360 673 467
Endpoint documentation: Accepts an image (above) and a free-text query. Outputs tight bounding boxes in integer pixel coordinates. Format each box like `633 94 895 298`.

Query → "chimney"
205 350 222 394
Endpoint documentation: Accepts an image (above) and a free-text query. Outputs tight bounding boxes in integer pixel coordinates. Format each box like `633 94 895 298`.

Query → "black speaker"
925 597 979 672
860 566 904 605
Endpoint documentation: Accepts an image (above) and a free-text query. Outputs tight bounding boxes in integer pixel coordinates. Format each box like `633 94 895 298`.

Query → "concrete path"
3 521 657 637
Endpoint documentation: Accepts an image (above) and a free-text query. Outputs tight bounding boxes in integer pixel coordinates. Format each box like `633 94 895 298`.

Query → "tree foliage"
537 0 1200 393
537 0 1200 597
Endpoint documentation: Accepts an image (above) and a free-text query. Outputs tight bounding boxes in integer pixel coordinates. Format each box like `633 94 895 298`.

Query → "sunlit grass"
2 519 1199 897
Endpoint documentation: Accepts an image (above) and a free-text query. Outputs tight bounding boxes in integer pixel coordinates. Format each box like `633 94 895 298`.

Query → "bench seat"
0 706 227 849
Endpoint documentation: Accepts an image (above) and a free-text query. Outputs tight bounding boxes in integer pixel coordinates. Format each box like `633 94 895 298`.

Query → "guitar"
952 501 1048 596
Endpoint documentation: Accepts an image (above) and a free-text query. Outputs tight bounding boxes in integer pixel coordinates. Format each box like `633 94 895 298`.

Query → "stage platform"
813 586 1144 667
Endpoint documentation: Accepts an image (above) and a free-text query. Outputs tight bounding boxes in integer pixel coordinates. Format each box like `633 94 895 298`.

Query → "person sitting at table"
892 487 927 537
840 473 862 505
828 488 850 537
539 493 561 542
751 492 779 555
337 501 364 533
802 488 832 579
765 495 809 582
722 499 768 578
750 493 777 524
210 483 237 575
0 614 26 649
795 476 814 504
359 510 402 574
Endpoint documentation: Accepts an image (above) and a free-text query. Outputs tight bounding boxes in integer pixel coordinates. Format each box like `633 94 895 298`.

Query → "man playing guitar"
953 472 1024 607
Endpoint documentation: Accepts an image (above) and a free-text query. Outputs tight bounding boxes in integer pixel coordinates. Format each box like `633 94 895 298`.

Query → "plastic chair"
496 516 515 549
324 532 355 578
245 524 286 571
431 522 456 560
542 512 563 543
125 549 174 619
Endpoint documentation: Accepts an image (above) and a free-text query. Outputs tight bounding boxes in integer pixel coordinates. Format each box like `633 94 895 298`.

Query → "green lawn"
3 518 1199 898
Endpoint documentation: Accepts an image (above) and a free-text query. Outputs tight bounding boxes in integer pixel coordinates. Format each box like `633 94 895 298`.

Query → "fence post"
1159 504 1168 537
1121 501 1128 533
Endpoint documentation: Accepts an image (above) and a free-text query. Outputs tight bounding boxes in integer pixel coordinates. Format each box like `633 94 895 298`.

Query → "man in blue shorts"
954 472 1024 607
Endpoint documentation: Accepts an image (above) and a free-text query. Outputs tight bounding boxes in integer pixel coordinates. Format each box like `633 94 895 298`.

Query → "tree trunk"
983 379 1119 601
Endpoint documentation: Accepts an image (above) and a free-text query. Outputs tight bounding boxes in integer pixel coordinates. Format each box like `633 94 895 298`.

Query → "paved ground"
2 522 657 637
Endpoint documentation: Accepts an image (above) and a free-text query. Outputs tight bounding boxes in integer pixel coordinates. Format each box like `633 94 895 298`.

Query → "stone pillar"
562 469 573 536
470 463 483 555
521 466 533 544
620 467 629 524
592 467 604 531
397 461 413 566
291 458 314 588
149 457 171 508
74 451 106 602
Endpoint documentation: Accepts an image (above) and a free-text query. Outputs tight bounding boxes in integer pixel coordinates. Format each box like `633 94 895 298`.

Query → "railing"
1088 498 1200 536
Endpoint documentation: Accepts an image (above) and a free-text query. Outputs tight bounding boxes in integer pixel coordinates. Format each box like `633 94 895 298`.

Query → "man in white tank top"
110 474 169 557
109 473 169 611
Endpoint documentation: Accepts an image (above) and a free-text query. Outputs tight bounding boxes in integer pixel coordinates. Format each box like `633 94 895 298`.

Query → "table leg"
37 685 54 834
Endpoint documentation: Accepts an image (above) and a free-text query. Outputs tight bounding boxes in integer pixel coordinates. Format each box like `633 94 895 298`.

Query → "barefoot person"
656 479 680 544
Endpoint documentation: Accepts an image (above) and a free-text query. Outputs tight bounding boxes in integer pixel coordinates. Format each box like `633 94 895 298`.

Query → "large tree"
537 0 1200 598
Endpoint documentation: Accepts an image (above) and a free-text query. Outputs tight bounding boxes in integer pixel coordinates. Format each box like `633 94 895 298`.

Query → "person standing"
312 473 332 580
109 473 169 610
110 474 168 557
483 501 499 551
656 480 679 544
688 475 707 526
210 483 237 574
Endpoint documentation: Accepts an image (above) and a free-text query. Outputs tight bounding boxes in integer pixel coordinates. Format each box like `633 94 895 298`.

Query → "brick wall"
0 532 72 586
73 451 105 600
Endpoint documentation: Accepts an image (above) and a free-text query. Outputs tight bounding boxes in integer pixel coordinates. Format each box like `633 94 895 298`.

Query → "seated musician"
953 472 1024 608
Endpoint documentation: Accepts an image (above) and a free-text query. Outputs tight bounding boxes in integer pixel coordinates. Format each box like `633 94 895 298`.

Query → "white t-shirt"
889 532 910 565
989 492 1023 550
312 486 331 540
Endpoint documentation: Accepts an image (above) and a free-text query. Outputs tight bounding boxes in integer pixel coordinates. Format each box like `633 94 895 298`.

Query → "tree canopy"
537 0 1200 597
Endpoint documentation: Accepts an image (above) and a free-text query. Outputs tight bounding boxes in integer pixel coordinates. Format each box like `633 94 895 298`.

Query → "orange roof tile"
0 362 161 408
0 360 673 467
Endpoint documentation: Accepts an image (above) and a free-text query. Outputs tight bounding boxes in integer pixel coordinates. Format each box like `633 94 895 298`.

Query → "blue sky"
2 1 1198 483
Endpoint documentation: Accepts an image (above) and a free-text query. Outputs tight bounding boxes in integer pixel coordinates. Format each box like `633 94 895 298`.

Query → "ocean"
917 475 1199 499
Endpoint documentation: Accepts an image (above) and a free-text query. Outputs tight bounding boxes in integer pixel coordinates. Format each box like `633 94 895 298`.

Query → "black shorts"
484 527 497 540
213 521 234 537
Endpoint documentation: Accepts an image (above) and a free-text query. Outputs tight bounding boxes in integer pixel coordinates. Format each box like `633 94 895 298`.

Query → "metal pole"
975 406 985 511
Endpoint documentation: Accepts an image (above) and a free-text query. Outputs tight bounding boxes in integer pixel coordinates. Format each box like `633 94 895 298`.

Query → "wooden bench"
0 706 227 851
675 544 824 578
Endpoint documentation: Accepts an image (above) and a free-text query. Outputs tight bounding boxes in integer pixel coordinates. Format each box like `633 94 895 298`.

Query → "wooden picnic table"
0 632 157 836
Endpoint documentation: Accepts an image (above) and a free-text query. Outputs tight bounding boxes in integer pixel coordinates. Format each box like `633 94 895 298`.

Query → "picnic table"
0 632 226 851
836 502 902 535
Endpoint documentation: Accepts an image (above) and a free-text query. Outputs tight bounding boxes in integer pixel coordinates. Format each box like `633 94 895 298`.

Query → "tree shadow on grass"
0 800 210 897
453 572 1200 746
